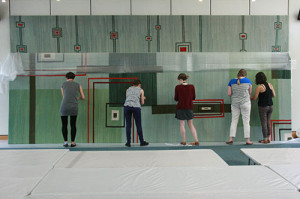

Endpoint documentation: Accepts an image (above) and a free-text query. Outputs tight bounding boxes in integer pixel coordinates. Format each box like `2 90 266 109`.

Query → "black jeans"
61 116 77 142
124 106 144 144
258 106 273 139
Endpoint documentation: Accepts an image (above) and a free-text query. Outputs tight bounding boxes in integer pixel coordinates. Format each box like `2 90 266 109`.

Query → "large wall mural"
9 15 291 144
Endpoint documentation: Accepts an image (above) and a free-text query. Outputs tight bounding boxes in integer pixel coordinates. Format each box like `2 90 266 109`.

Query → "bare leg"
187 120 198 142
180 120 186 143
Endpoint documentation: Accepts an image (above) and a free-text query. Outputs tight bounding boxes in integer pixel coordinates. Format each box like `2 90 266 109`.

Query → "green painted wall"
9 89 30 144
10 16 288 53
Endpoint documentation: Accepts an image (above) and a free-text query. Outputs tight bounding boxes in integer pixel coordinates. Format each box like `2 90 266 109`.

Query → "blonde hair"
237 69 247 85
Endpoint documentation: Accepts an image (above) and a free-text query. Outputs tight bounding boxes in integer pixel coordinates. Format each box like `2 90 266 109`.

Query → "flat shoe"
70 143 76 147
226 141 233 144
140 141 149 146
125 143 131 147
190 141 199 146
180 141 186 146
246 142 253 145
258 140 267 144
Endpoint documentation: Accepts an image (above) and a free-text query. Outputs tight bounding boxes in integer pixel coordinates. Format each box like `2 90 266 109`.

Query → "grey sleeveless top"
60 81 80 116
124 86 141 108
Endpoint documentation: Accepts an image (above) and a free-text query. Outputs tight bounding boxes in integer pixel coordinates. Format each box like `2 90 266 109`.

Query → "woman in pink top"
175 73 199 146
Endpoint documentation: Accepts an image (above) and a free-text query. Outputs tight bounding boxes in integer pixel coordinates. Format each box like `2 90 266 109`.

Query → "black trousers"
124 106 144 144
61 116 77 142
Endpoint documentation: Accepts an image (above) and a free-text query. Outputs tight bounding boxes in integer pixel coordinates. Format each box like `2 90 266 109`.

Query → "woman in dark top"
60 72 85 147
251 72 276 144
174 73 199 146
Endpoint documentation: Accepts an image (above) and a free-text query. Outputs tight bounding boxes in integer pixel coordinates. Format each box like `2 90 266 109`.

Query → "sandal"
70 143 77 147
180 141 186 146
246 142 253 145
190 141 199 146
226 141 233 144
258 140 268 144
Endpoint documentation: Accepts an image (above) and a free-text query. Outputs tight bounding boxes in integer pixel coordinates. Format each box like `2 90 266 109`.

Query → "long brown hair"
237 69 247 85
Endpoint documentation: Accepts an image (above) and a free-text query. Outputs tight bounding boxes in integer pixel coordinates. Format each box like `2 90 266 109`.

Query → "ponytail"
237 77 241 85
237 69 247 86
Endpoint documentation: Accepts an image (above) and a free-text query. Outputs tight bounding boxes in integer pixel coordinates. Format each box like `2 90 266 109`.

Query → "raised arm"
251 85 261 101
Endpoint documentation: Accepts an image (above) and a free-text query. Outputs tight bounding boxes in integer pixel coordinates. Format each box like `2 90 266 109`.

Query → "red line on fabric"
88 78 137 143
271 121 291 141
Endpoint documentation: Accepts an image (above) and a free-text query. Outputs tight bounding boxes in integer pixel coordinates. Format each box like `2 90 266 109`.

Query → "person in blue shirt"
226 69 253 145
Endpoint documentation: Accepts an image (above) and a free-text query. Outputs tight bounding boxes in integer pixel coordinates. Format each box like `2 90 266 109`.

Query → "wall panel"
172 0 210 15
250 0 288 15
132 0 170 15
211 0 249 16
91 0 131 15
51 0 90 16
10 0 50 16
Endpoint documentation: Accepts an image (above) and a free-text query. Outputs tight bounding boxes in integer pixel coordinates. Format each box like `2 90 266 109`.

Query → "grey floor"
1 140 300 165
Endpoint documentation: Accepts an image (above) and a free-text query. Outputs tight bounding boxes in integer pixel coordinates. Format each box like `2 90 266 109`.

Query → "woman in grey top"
226 69 253 145
60 72 85 147
124 79 149 147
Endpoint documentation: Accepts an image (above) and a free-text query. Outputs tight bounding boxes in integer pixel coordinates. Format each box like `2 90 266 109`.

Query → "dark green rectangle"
109 73 157 106
152 104 231 114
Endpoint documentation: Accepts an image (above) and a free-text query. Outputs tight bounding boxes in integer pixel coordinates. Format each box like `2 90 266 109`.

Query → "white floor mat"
240 148 300 165
0 149 68 199
30 166 298 198
267 164 300 191
55 149 228 168
24 191 300 199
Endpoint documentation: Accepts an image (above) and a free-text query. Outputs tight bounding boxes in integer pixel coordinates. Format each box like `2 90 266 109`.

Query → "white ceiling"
9 0 289 16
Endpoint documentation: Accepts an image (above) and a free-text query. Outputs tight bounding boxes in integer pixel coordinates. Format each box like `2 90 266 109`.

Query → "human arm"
269 83 276 98
192 85 196 100
141 89 145 105
227 86 232 96
174 86 179 101
78 85 85 100
61 88 64 98
251 85 262 101
249 85 252 98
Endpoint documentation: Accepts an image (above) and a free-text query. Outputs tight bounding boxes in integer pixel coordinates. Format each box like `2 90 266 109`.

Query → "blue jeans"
124 106 144 144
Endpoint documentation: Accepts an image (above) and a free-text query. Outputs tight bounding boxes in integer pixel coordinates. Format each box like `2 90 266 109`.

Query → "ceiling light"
2 0 6 3
198 0 203 2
